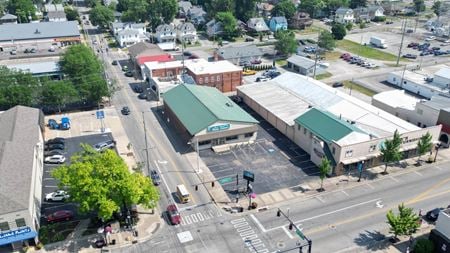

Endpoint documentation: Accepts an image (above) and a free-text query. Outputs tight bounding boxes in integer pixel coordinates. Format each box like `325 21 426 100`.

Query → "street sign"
218 177 233 185
243 170 255 182
96 110 105 119
295 228 306 240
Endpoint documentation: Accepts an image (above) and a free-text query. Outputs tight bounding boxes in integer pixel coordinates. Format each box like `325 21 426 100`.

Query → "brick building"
143 58 242 92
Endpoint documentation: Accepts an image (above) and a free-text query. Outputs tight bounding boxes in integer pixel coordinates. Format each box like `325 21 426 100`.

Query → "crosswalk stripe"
231 218 246 224
197 213 204 221
191 214 198 223
184 215 192 225
236 226 252 233
234 222 249 228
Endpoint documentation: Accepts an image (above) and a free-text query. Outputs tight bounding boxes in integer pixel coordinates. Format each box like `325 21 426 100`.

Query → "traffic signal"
289 223 293 230
277 210 281 217
195 185 198 191
211 181 215 187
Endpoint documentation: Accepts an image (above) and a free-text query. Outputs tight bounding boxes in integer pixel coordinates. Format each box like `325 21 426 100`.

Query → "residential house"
380 0 403 15
286 55 326 77
177 22 197 44
188 6 207 26
44 4 67 22
178 1 192 18
0 13 17 24
111 22 147 47
155 24 176 43
214 45 263 65
269 16 288 32
128 42 173 78
353 6 385 22
206 19 223 38
256 2 274 19
290 12 313 29
113 11 122 22
247 18 270 33
335 7 354 24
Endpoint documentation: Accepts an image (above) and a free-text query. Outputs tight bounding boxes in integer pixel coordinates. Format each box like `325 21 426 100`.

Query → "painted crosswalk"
231 218 269 253
178 208 223 226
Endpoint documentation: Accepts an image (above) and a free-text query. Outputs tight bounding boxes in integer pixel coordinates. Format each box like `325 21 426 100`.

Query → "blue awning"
0 227 37 246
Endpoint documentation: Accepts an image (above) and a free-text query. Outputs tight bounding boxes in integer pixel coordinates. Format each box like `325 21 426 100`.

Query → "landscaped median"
336 39 398 61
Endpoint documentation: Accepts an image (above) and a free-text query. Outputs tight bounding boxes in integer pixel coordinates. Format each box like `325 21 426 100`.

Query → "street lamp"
357 161 365 182
434 143 442 163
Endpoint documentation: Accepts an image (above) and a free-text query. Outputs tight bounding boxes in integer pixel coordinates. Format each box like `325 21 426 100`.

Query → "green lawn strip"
315 72 333 80
343 80 377 97
336 40 398 61
39 221 80 244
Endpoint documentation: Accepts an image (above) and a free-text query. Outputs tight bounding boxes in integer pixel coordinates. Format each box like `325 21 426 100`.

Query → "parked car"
10 50 17 55
121 106 130 115
425 36 436 41
48 46 56 52
112 60 118 65
150 170 161 186
250 59 262 64
94 140 115 152
45 190 70 202
340 53 351 58
385 21 393 24
332 82 344 88
133 86 144 93
94 238 107 248
432 47 441 51
44 143 65 151
47 137 65 145
239 60 250 66
298 39 306 45
243 69 257 76
44 155 66 164
167 204 181 225
403 54 417 59
44 149 65 157
407 42 419 48
256 77 270 82
245 37 255 42
425 208 444 222
138 93 148 100
47 210 74 223
121 66 128 72
125 71 134 77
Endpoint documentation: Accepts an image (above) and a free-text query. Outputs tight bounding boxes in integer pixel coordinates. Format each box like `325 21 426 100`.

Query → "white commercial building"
237 72 441 175
0 106 44 251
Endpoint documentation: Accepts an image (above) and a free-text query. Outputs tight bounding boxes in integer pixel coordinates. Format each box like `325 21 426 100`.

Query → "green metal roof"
162 84 258 135
294 108 364 143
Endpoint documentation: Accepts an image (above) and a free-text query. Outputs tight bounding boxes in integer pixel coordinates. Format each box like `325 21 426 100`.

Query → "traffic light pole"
277 208 312 253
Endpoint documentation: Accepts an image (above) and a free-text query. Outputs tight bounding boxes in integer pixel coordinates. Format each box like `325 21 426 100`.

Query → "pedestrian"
409 235 414 245
406 246 410 253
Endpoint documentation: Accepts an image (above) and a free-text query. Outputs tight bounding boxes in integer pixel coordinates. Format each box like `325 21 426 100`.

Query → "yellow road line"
407 177 450 204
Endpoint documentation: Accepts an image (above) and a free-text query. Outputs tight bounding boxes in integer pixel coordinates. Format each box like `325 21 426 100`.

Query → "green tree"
324 0 349 14
432 1 442 17
150 0 178 24
272 0 296 21
386 203 420 240
234 0 256 21
416 132 433 163
318 30 336 50
215 11 237 39
7 0 36 23
0 66 40 109
120 0 149 22
318 157 331 191
414 239 435 253
205 0 235 18
331 23 346 40
380 130 402 174
0 85 34 108
89 5 114 28
41 81 79 113
350 0 367 8
65 7 80 21
275 30 297 56
298 0 325 18
53 145 160 220
85 0 100 7
345 22 353 31
413 0 425 13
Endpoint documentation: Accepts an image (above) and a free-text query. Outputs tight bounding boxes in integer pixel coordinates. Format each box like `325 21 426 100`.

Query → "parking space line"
389 176 400 183
315 196 325 203
341 190 349 196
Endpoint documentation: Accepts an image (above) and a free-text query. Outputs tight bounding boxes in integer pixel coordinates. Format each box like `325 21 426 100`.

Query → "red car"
47 210 74 223
250 59 262 65
340 53 350 59
167 204 181 225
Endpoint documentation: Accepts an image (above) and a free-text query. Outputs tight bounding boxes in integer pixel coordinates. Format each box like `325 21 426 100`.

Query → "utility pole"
396 19 407 67
313 32 320 78
142 112 151 176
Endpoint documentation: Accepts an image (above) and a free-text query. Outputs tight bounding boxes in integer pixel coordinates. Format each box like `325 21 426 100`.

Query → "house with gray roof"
0 13 17 24
247 17 270 33
287 55 326 77
0 106 44 250
188 6 206 25
44 4 67 22
111 22 148 47
214 45 263 65
206 19 223 38
176 22 197 44
353 6 385 22
335 7 354 23
178 1 192 17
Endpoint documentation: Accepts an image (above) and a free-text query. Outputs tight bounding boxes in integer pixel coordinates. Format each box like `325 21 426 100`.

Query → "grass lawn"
343 80 377 97
315 72 333 80
336 40 398 61
294 25 325 35
323 51 342 61
275 59 287 67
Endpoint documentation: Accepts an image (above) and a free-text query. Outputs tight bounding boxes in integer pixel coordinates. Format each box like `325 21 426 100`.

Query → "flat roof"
0 21 80 41
145 59 241 74
5 61 60 74
372 90 420 111
390 70 450 93
238 72 420 144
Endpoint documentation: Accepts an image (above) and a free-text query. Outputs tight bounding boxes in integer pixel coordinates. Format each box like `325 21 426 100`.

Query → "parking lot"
200 105 318 198
41 133 115 222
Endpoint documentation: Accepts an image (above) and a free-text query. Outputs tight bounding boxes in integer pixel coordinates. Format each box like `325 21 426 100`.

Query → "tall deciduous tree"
318 157 331 190
331 23 346 40
386 203 420 240
235 0 257 21
416 132 433 163
349 0 367 8
413 0 425 13
272 0 296 21
120 0 149 22
151 0 178 24
206 0 235 18
432 1 442 17
324 0 349 14
41 81 78 113
53 145 160 220
89 5 114 28
215 11 237 39
275 30 297 56
318 30 336 50
298 0 325 18
380 130 402 174
65 7 80 21
7 0 36 23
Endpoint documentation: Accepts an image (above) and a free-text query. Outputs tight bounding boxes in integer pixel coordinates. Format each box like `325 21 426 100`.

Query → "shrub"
372 16 387 22
413 239 434 253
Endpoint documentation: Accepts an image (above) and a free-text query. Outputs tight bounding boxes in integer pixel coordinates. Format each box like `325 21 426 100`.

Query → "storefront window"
199 140 211 145
15 218 26 228
244 133 253 138
0 222 10 231
226 135 238 141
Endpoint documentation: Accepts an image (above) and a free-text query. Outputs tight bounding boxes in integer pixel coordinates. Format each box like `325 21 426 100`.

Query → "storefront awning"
0 227 37 246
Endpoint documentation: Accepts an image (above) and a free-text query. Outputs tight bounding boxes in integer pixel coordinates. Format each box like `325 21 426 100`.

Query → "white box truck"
370 37 387 49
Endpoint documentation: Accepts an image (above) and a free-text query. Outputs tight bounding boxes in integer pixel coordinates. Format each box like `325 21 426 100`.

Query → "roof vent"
225 102 233 107
351 121 355 124
34 29 40 34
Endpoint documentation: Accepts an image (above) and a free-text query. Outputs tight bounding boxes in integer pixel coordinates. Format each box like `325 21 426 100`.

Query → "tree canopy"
89 5 114 28
272 0 296 21
380 130 402 174
41 80 78 113
7 0 36 23
413 0 425 13
234 0 257 21
318 30 336 50
416 132 433 163
275 30 297 56
331 23 347 40
216 11 237 39
349 0 367 8
53 145 160 220
318 157 331 190
65 7 80 21
386 203 420 239
298 0 325 18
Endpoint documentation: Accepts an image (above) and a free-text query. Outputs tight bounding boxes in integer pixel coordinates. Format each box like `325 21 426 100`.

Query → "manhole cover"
277 241 285 249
